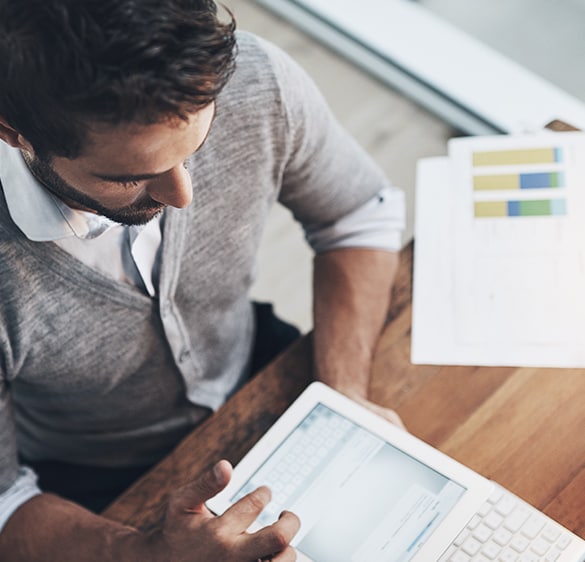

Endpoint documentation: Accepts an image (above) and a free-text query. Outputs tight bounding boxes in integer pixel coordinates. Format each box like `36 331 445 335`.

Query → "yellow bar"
473 148 556 166
474 201 508 218
473 174 519 191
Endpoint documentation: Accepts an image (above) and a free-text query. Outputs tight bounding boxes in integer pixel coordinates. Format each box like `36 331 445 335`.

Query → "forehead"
83 117 192 161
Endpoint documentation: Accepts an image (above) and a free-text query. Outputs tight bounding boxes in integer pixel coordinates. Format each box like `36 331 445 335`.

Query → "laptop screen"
229 403 466 562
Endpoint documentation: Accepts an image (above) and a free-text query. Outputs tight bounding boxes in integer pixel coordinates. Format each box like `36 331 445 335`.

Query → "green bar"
473 148 557 166
474 174 519 191
474 201 508 217
519 200 551 216
550 172 560 187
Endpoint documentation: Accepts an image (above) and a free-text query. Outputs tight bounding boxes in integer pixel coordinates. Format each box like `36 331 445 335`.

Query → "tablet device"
207 382 497 561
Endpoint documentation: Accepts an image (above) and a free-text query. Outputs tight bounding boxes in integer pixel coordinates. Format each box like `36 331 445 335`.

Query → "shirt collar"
0 141 117 241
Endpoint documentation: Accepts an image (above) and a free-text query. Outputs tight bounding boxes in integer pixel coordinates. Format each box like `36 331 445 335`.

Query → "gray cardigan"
0 33 392 492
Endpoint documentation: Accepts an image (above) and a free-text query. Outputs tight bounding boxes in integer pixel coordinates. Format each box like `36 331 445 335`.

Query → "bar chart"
472 147 563 166
474 199 566 218
473 172 564 191
471 146 567 218
414 132 585 366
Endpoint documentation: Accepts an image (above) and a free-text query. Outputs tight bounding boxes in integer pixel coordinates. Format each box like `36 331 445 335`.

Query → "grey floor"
222 0 455 332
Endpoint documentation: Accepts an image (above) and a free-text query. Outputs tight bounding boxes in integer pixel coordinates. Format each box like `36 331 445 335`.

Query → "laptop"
207 382 585 562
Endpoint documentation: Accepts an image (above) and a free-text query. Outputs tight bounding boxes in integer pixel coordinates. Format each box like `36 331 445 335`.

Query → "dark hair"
0 0 236 160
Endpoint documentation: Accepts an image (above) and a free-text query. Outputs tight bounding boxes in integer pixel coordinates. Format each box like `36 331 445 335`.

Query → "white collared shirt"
0 142 162 297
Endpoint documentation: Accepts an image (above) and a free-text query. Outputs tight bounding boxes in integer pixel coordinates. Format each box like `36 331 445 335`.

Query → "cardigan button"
179 348 190 363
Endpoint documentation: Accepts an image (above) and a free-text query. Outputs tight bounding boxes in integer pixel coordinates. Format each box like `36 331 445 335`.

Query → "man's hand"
0 460 299 562
148 459 300 562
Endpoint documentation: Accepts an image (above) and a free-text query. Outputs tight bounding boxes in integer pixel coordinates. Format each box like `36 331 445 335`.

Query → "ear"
0 117 34 152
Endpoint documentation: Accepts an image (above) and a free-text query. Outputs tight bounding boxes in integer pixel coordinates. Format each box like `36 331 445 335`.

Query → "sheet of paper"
411 157 458 365
412 132 585 367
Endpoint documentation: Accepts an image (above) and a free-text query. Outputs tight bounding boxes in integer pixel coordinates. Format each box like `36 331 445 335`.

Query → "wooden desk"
103 243 585 539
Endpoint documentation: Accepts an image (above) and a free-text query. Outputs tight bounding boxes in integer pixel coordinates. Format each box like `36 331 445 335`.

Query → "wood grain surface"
103 244 585 538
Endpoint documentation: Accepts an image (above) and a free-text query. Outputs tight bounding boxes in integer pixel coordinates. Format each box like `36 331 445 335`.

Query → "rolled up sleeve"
304 186 405 253
259 37 405 250
0 372 41 533
0 466 41 533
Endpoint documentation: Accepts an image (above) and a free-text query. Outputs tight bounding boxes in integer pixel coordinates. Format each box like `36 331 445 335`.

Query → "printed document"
412 131 585 366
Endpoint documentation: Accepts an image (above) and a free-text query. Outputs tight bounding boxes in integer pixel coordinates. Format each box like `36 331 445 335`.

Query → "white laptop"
207 382 585 562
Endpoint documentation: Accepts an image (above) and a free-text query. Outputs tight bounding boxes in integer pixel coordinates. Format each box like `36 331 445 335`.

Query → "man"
0 0 405 560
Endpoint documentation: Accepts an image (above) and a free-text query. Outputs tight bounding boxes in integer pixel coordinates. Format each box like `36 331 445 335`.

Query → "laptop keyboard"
438 483 578 562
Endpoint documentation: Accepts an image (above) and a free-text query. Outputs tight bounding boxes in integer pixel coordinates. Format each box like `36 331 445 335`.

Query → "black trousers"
22 302 301 512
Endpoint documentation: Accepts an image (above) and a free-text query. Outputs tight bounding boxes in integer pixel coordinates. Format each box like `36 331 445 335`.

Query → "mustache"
120 197 165 213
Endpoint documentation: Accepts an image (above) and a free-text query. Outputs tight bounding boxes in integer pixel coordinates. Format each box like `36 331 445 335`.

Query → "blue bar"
508 201 521 216
520 172 563 189
554 148 563 162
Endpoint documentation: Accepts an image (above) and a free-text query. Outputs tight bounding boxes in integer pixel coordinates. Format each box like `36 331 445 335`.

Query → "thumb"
170 459 233 514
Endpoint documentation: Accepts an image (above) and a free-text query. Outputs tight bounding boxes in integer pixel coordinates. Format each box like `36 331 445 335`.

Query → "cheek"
91 186 151 208
49 165 98 196
50 164 142 205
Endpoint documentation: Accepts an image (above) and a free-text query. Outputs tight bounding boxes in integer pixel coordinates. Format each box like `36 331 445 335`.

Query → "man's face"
25 104 215 225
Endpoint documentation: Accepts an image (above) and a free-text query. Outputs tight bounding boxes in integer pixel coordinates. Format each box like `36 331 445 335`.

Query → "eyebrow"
91 172 162 183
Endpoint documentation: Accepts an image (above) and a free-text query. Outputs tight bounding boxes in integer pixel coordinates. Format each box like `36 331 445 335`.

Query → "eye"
118 180 141 189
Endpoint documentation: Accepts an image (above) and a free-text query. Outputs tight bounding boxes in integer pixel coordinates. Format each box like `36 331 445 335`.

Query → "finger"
356 397 406 430
241 510 301 560
375 407 405 429
170 459 233 514
220 485 272 532
271 545 298 561
383 409 406 430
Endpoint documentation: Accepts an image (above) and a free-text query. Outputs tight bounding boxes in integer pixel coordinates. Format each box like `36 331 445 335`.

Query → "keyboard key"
485 512 504 530
468 514 482 530
521 515 545 539
479 501 492 517
461 537 482 556
518 553 539 562
556 533 572 550
545 548 562 562
473 524 493 543
493 528 513 546
489 486 504 504
495 495 517 517
542 525 561 543
504 506 531 533
481 540 501 559
530 536 551 556
499 548 518 561
510 535 529 553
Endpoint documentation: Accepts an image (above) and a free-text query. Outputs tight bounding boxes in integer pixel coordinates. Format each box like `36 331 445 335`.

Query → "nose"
146 164 193 209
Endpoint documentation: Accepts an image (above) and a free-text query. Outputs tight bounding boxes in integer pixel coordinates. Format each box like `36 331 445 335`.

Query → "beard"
23 153 166 226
